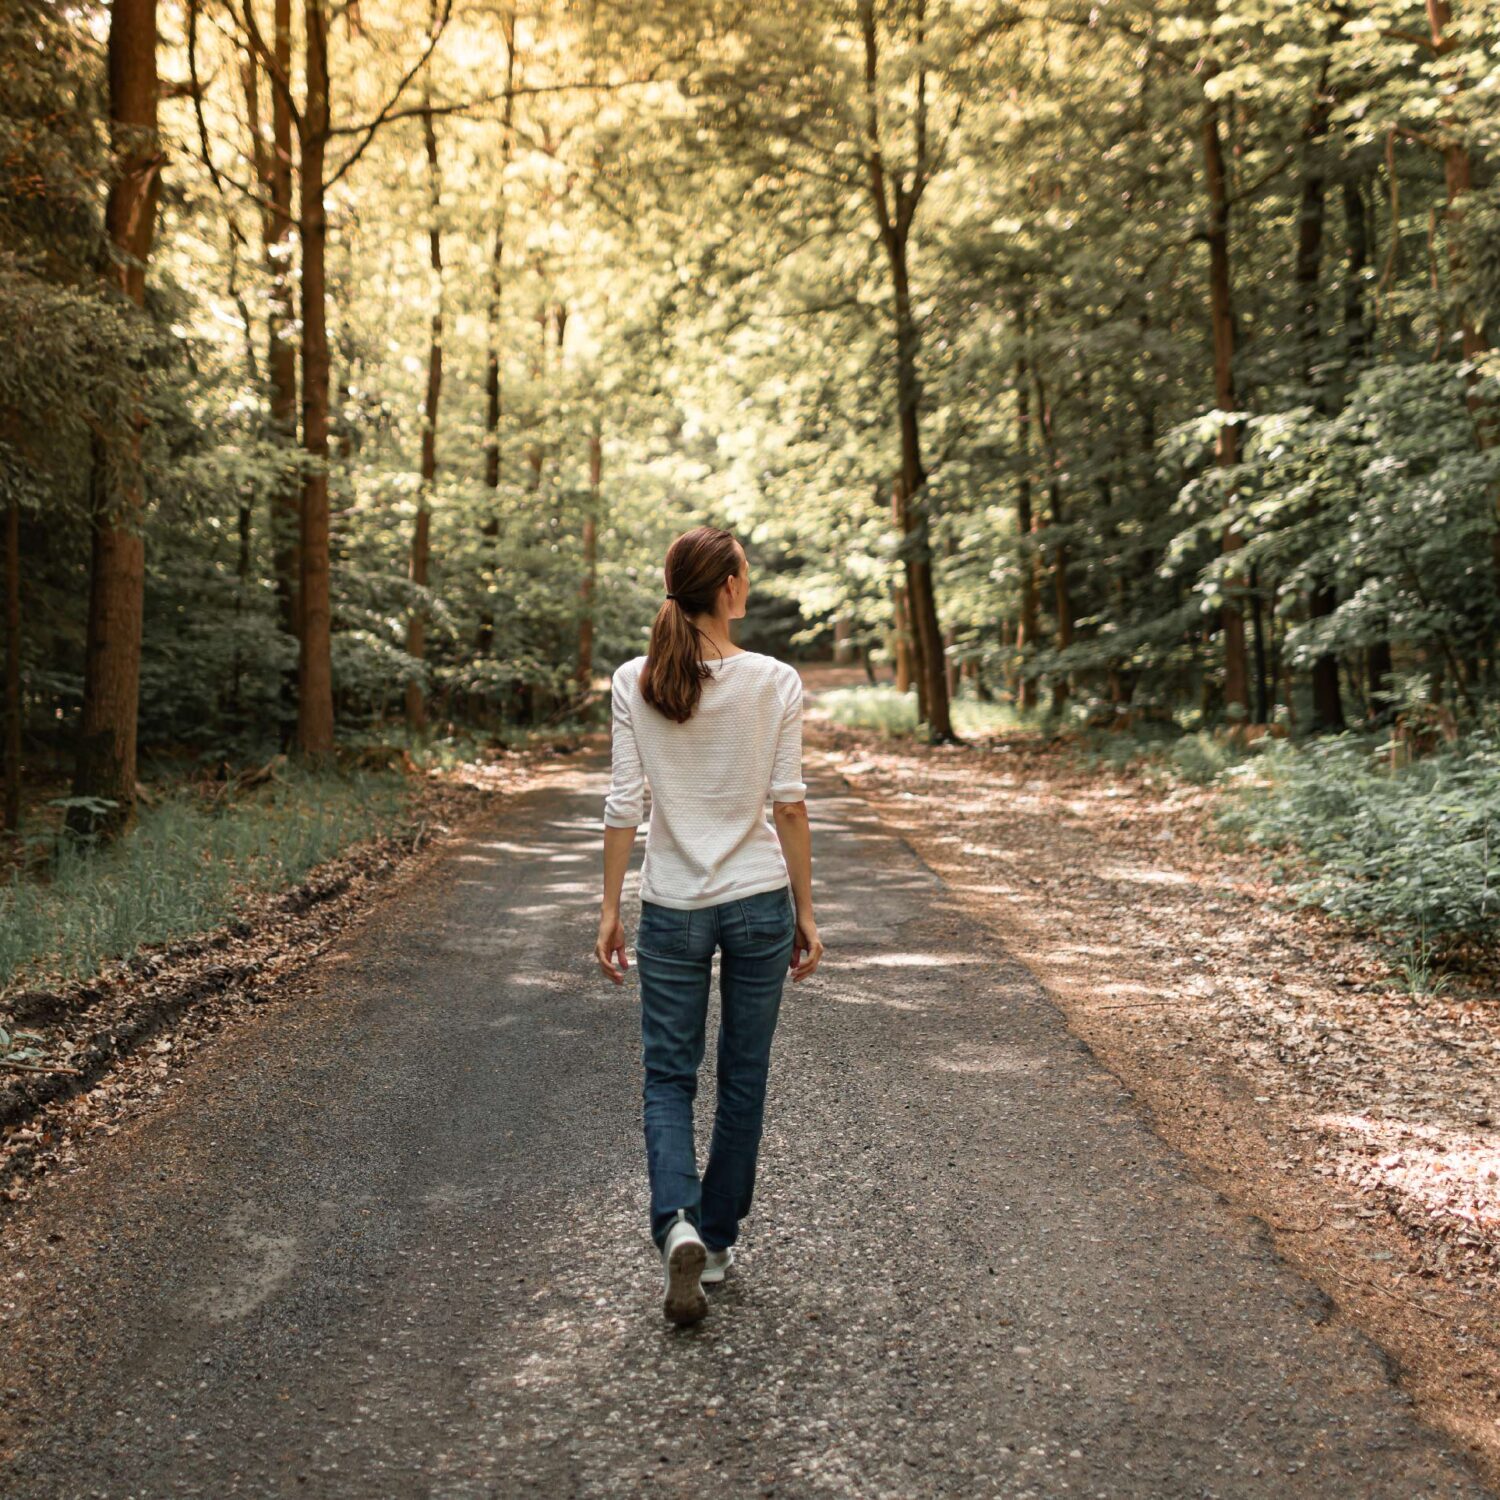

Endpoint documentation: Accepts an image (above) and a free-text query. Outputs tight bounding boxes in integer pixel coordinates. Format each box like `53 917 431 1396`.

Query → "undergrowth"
1216 732 1500 966
0 763 414 996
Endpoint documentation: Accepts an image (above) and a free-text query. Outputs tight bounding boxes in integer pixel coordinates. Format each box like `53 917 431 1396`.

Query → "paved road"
0 760 1489 1499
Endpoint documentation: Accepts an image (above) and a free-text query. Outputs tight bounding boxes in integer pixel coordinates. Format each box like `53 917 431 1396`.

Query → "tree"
70 0 164 837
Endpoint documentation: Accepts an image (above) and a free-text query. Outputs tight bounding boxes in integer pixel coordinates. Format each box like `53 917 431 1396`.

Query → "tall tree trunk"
1342 176 1372 367
4 493 19 832
887 236 953 739
1012 301 1039 712
477 19 517 660
576 416 600 693
884 481 912 692
1309 584 1344 731
858 0 953 741
833 613 854 665
269 0 299 653
406 87 443 732
1031 366 1074 714
70 0 162 839
1294 87 1346 733
891 476 925 714
1200 80 1251 716
1343 173 1392 717
296 0 334 757
477 212 504 657
890 578 912 693
243 0 299 660
1294 83 1331 406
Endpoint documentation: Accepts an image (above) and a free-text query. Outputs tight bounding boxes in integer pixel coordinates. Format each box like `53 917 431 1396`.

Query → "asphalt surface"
0 759 1490 1499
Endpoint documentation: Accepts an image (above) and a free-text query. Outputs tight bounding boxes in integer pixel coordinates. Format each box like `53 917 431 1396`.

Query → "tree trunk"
1308 584 1345 731
1367 639 1394 724
296 0 334 758
890 582 912 693
1293 95 1345 732
1342 176 1372 368
477 213 504 657
576 416 600 693
1294 83 1331 406
1249 565 1270 723
1200 81 1250 715
477 22 517 660
1031 366 1074 714
70 0 162 839
406 88 443 733
269 0 300 653
1012 304 1039 712
887 234 954 740
833 613 854 665
856 0 952 740
243 0 299 660
4 493 19 832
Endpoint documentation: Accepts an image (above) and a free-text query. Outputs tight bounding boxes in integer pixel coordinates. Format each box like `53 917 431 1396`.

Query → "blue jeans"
635 884 795 1251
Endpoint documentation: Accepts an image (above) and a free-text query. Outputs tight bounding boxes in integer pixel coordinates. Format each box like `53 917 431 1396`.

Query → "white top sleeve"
603 666 646 827
770 671 807 803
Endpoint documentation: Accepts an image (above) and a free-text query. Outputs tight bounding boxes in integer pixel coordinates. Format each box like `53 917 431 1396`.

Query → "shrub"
1217 733 1500 954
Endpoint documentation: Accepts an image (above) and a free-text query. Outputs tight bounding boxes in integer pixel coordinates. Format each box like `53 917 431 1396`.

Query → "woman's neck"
689 615 739 657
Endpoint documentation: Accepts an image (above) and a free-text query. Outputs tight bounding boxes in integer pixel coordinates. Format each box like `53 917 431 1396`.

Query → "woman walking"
595 525 823 1327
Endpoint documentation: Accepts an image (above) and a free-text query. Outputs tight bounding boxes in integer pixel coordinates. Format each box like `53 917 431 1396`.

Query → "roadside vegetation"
815 682 1500 988
0 761 414 1000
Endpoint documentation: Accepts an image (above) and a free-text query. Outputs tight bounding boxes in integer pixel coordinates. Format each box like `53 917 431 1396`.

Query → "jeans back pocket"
741 886 794 944
638 901 691 955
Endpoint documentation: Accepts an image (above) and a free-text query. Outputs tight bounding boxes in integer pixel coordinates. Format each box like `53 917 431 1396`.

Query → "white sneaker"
661 1210 708 1326
701 1246 734 1284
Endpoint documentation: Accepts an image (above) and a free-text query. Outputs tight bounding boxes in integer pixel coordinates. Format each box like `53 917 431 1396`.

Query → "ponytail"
639 525 742 723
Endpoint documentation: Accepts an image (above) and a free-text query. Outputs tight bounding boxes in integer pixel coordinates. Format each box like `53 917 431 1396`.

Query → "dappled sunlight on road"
833 950 990 970
929 1042 1050 1075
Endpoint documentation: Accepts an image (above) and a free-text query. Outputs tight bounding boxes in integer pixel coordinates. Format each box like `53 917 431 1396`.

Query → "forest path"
0 757 1488 1499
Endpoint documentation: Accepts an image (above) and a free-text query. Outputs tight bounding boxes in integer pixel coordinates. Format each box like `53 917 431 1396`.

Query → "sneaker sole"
664 1239 708 1326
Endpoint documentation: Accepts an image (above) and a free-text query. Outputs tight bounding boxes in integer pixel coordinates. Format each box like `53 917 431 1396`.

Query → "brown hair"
639 525 744 724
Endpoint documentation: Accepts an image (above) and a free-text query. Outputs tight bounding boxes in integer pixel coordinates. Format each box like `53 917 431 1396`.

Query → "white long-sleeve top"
603 651 808 910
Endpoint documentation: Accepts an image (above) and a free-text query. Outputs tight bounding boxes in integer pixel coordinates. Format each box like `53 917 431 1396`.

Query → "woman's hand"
790 915 824 982
596 910 630 984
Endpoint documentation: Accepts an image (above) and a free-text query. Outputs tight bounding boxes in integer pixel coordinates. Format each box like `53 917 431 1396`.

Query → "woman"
595 525 824 1327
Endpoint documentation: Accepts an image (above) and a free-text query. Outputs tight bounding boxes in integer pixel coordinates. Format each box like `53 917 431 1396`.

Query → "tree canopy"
4 0 1500 830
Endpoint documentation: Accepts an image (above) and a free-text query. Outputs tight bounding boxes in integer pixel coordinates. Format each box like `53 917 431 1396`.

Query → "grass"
812 684 1039 739
0 763 414 996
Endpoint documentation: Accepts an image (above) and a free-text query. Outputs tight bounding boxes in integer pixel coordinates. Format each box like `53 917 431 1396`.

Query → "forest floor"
800 663 1500 1486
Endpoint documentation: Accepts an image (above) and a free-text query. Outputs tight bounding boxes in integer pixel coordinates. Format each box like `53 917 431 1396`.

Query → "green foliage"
814 684 1033 740
1168 731 1242 787
1218 735 1500 954
0 767 412 993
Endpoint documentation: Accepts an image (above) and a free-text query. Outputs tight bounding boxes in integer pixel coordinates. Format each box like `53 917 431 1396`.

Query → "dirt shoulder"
802 704 1500 1489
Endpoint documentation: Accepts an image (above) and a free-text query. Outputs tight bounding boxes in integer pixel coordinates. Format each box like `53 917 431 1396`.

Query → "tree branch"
322 0 454 191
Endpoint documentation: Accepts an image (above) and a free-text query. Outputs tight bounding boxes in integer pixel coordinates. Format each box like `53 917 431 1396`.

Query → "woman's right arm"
772 801 821 979
771 672 822 980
